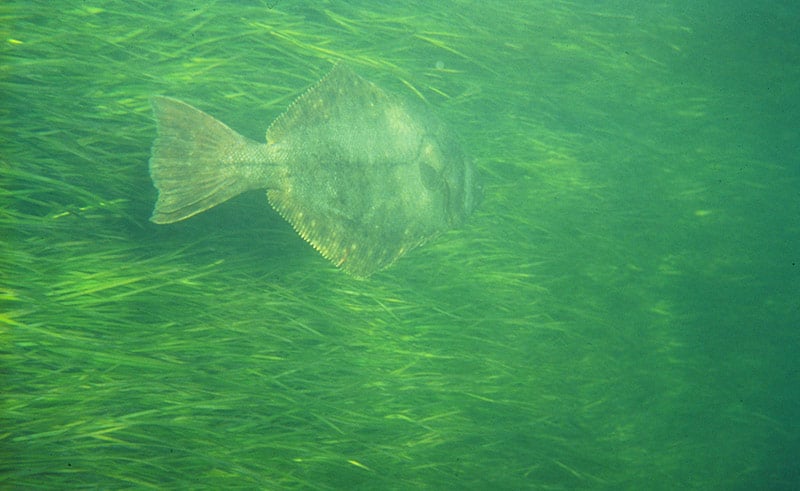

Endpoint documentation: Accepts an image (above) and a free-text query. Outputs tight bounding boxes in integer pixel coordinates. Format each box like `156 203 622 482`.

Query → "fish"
149 64 478 277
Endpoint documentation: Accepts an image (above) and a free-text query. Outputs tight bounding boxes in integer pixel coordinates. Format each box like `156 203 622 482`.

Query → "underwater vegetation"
2 0 798 488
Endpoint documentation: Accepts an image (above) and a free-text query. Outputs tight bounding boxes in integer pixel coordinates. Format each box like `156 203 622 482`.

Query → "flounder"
149 65 478 277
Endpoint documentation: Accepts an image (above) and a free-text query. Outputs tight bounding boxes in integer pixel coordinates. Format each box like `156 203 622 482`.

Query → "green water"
3 1 798 489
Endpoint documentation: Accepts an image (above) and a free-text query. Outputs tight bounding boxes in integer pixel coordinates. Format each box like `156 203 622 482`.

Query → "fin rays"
148 96 261 224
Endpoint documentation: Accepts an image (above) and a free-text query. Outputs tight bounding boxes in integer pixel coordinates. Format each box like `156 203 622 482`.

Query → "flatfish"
149 64 478 277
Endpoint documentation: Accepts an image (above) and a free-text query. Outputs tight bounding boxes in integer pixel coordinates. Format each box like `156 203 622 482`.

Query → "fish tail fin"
148 96 261 224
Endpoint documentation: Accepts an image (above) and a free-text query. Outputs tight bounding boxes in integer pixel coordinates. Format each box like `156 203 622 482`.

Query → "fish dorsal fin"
266 64 385 145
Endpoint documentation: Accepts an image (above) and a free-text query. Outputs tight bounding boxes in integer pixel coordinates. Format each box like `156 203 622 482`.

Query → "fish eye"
419 162 444 191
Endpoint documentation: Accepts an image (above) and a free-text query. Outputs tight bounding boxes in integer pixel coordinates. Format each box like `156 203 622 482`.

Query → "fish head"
416 129 480 227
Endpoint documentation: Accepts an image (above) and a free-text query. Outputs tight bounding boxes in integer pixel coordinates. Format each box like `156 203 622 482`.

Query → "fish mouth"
463 159 481 217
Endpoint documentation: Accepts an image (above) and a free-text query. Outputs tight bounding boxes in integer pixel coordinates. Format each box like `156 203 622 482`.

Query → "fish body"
149 65 478 277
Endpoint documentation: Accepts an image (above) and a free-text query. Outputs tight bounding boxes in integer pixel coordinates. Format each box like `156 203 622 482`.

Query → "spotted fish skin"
149 65 478 277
